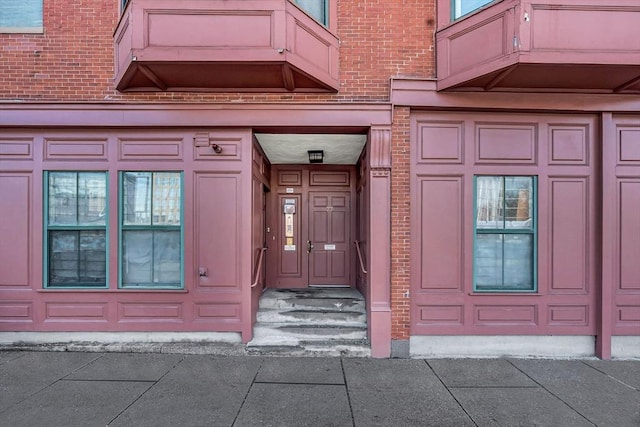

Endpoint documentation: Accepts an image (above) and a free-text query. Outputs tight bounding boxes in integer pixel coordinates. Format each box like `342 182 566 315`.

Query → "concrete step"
252 323 367 341
256 309 366 326
248 288 369 357
259 288 365 312
245 339 371 357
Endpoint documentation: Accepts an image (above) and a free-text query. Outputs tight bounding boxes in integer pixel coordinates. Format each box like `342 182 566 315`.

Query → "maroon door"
268 166 355 289
308 191 351 286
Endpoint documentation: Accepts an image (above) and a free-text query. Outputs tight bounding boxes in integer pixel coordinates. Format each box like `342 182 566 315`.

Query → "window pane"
152 173 181 225
78 173 107 226
153 230 181 283
476 176 503 229
505 177 533 229
122 230 153 285
295 0 327 24
123 172 152 225
0 0 43 29
454 0 492 19
475 234 503 290
49 230 106 286
49 172 78 225
503 234 534 290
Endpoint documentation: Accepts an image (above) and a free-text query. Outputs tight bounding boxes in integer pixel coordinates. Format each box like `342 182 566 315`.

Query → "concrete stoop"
247 288 370 357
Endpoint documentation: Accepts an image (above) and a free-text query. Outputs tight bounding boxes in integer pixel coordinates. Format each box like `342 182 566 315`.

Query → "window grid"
44 172 108 288
473 175 537 292
119 172 183 289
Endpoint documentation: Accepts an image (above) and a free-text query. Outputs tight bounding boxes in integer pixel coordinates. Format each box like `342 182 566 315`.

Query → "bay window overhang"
114 0 339 92
436 0 640 93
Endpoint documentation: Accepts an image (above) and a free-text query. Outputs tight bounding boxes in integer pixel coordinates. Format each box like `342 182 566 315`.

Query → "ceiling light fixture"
308 150 324 164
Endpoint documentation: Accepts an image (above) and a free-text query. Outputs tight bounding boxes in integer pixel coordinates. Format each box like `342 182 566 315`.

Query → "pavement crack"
506 359 597 427
340 357 356 427
231 357 263 427
580 360 639 392
105 354 187 426
424 359 480 427
0 352 105 416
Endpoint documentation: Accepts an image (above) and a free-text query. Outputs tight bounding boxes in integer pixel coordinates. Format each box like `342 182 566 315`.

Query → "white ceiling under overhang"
255 134 367 165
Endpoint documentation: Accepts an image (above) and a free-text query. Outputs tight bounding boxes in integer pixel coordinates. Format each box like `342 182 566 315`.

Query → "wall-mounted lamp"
308 150 324 164
210 143 223 154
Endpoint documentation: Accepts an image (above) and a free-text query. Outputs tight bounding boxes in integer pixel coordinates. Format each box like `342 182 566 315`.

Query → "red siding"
0 129 252 333
610 117 640 336
411 112 599 336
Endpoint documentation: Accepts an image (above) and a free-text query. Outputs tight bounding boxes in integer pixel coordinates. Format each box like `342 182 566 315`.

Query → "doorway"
266 165 356 289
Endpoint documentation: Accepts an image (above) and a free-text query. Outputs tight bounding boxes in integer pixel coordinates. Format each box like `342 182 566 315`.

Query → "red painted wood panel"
619 180 640 291
0 137 33 159
147 11 272 48
0 302 33 322
196 173 241 289
418 177 463 292
612 119 640 335
549 126 589 165
418 305 464 327
412 112 598 336
476 124 537 164
45 302 108 321
475 305 537 326
119 137 184 160
0 174 31 287
194 303 241 320
550 178 589 292
548 305 588 326
119 302 183 321
417 122 464 164
44 137 108 161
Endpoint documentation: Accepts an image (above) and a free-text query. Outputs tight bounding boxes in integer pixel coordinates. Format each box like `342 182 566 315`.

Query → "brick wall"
0 0 436 102
391 106 411 340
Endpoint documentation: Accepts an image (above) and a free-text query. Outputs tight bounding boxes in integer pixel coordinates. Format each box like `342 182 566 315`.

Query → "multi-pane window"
120 172 182 288
0 0 43 33
474 176 536 292
453 0 493 19
294 0 328 26
45 172 108 288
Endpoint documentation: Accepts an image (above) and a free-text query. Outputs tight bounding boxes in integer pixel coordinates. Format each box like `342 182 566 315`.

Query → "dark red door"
308 191 351 286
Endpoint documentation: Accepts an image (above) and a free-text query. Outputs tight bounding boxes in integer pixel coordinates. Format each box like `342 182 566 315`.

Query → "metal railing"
251 247 268 288
354 240 367 275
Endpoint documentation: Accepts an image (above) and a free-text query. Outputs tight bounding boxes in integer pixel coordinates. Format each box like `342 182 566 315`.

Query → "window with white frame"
120 172 183 289
474 176 536 292
0 0 43 33
453 0 493 19
44 172 108 288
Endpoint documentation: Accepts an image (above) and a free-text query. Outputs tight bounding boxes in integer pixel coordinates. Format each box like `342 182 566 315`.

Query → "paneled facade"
0 0 638 358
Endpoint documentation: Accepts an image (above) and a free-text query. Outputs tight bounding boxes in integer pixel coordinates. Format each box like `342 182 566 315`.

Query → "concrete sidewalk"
0 351 638 426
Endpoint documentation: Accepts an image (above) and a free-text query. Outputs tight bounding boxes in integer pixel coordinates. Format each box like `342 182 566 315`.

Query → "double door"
268 167 354 288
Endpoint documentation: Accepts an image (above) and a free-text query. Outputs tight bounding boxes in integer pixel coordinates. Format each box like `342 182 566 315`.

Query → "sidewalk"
1 350 638 426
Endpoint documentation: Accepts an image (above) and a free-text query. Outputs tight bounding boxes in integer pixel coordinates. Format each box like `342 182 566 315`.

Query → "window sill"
469 292 540 296
0 27 43 34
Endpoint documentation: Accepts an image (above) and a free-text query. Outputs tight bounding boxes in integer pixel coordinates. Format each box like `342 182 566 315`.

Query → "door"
268 166 355 288
308 191 351 286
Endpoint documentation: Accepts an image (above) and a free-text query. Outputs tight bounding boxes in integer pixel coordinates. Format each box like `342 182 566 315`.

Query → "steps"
247 288 370 357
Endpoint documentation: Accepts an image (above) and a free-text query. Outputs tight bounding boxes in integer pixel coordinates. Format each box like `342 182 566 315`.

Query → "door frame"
265 164 357 288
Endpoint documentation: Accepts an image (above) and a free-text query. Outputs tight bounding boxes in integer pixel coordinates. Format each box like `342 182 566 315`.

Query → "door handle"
307 240 314 253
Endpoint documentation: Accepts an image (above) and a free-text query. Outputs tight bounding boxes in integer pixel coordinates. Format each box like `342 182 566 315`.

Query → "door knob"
306 240 314 253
